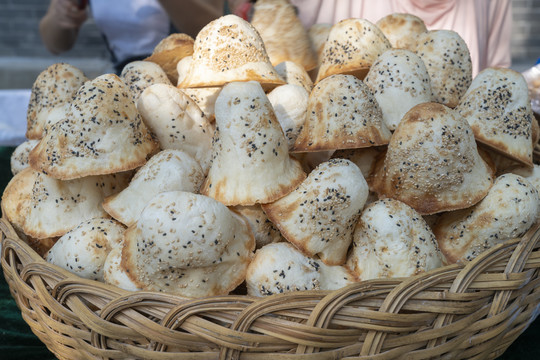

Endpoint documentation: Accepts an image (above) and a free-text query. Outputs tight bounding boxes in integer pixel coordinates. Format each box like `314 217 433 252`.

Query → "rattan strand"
2 217 540 360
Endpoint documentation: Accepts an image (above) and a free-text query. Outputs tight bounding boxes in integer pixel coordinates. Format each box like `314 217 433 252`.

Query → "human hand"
228 0 253 19
46 0 88 30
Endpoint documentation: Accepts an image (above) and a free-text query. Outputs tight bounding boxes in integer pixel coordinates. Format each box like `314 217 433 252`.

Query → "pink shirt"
290 0 512 77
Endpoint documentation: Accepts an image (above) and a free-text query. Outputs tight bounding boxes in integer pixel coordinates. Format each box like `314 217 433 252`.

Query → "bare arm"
39 0 88 54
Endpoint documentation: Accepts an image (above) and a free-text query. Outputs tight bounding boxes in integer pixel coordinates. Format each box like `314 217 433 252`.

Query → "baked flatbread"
413 30 472 108
137 84 214 174
145 33 194 84
177 15 285 89
263 159 368 265
347 199 444 280
121 191 255 298
457 68 534 167
120 60 172 103
251 0 317 70
371 102 493 215
246 242 357 296
293 75 392 152
45 218 125 281
103 150 205 226
316 18 391 82
200 81 306 206
29 74 158 180
434 174 539 263
365 49 432 131
26 63 87 139
376 13 427 50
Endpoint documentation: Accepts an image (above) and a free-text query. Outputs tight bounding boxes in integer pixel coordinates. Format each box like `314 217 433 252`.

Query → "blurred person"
40 0 224 73
226 0 256 19
227 0 512 77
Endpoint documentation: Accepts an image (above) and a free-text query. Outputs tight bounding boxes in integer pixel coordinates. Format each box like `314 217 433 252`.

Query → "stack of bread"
3 0 539 299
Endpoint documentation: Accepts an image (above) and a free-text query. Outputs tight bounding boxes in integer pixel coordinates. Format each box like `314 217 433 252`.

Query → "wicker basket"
2 215 540 360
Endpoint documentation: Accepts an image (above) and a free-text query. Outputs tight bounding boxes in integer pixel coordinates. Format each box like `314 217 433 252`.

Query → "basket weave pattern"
2 216 540 360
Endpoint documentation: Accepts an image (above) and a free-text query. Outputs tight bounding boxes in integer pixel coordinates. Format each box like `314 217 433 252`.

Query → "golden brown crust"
456 68 534 168
376 13 427 50
102 149 205 226
120 192 255 298
263 203 348 265
532 115 540 146
200 162 306 206
152 33 194 53
434 174 539 264
292 75 391 152
413 30 472 108
177 15 286 89
145 34 195 84
26 63 87 140
251 0 317 71
316 19 391 83
28 74 159 180
120 227 148 289
1 167 39 231
475 135 534 168
370 102 493 215
262 159 369 266
199 81 306 206
21 171 130 239
120 61 172 103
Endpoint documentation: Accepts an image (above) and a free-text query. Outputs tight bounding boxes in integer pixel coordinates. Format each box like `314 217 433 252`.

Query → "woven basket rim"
3 215 540 359
2 216 539 295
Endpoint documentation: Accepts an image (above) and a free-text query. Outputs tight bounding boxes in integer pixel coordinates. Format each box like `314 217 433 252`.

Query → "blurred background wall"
511 0 540 61
0 0 539 89
0 0 111 88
